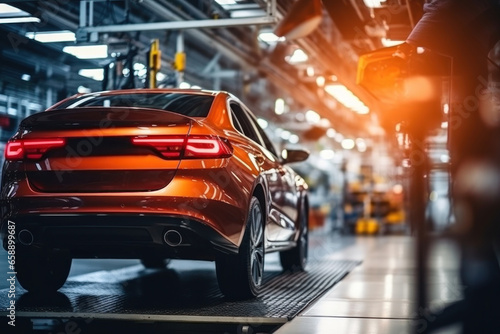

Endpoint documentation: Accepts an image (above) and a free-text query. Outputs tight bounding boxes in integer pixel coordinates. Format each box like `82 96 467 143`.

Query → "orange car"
0 89 309 299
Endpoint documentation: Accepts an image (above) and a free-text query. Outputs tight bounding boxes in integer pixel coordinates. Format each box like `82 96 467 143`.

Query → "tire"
280 201 308 272
216 196 265 300
15 249 71 293
140 258 170 269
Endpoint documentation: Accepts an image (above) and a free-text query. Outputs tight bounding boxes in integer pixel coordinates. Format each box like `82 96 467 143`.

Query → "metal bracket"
77 0 278 43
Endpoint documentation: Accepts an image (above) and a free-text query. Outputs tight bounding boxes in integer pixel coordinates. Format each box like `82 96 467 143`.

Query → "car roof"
77 88 225 97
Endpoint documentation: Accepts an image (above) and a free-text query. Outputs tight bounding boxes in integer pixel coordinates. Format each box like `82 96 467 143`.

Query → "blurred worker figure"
399 0 500 333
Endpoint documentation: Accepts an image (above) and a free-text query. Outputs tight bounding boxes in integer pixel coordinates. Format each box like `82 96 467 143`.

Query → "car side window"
230 103 263 145
230 109 244 134
244 108 279 158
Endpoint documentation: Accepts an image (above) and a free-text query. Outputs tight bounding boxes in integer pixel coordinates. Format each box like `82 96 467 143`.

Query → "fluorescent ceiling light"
341 139 355 150
26 30 76 43
275 98 285 115
257 118 268 129
0 17 40 24
215 0 236 5
325 84 370 114
289 134 299 144
286 48 308 64
320 149 335 160
0 4 23 15
305 110 320 124
363 0 387 8
258 32 283 43
381 38 404 47
63 45 108 59
0 4 40 24
78 69 104 81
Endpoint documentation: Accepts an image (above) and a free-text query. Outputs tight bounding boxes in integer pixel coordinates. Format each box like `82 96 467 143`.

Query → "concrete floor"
275 235 463 334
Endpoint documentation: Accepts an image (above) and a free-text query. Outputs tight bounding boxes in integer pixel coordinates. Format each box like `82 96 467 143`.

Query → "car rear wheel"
15 249 71 293
280 201 308 271
140 257 170 269
216 196 264 300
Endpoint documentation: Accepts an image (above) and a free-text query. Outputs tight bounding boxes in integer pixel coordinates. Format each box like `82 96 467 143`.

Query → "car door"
231 102 296 242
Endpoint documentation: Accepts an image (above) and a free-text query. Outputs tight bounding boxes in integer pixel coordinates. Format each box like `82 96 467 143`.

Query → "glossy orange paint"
1 89 308 260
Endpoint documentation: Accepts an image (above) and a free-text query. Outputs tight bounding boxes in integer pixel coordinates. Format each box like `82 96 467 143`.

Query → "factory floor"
275 232 463 334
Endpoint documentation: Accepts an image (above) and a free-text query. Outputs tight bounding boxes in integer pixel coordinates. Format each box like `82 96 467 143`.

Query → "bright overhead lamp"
274 0 322 40
78 69 104 81
320 149 335 160
215 0 236 4
326 128 336 138
275 98 285 115
0 4 40 24
305 110 320 124
0 17 40 24
26 30 76 43
381 38 404 48
325 84 370 115
63 45 108 59
341 139 355 150
286 48 308 64
289 134 299 144
257 118 268 129
258 32 283 43
0 4 23 15
363 0 387 8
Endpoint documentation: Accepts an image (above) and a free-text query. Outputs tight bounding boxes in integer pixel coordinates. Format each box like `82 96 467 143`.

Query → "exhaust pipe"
164 230 182 247
18 229 34 246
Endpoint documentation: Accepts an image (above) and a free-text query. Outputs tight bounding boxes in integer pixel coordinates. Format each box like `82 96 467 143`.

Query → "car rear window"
53 93 214 117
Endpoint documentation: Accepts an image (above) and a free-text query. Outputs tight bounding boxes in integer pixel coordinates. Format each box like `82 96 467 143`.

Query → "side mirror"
282 148 309 164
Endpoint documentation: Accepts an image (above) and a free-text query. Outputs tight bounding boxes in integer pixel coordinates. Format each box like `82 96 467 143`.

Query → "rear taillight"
132 135 232 159
5 138 66 161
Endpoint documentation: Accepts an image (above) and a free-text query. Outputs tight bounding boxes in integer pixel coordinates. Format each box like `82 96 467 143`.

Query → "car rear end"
0 91 247 261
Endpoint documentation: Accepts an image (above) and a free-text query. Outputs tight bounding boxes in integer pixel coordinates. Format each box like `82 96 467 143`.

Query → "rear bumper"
1 214 238 260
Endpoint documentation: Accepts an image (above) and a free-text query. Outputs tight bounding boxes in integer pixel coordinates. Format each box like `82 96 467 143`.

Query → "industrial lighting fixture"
26 30 76 43
258 32 283 43
280 130 291 140
275 98 285 115
63 45 108 59
289 134 299 144
341 139 355 150
286 48 308 64
274 0 322 40
78 69 104 81
316 76 326 87
356 138 367 152
320 149 335 160
0 4 40 24
325 84 370 114
305 110 320 124
257 118 268 129
363 0 387 8
0 17 40 24
326 128 336 138
0 3 23 14
381 38 404 48
215 0 236 5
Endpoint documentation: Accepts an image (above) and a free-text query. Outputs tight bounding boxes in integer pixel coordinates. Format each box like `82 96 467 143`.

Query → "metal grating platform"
0 234 360 332
1 260 358 319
